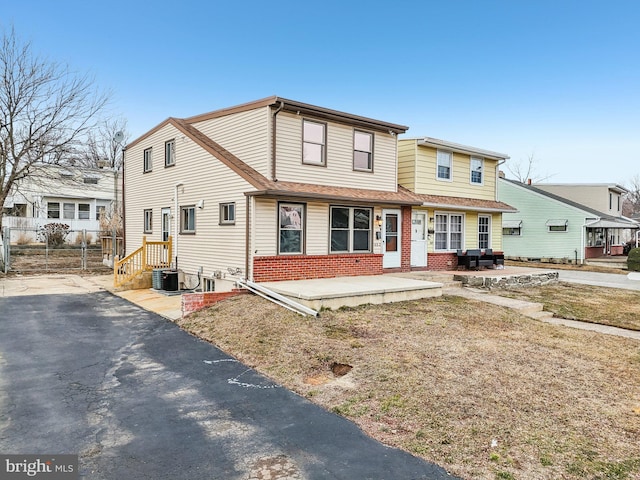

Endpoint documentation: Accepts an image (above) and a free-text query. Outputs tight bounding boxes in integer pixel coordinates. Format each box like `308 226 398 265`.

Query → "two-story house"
498 178 639 262
2 164 115 244
123 97 425 285
397 137 516 270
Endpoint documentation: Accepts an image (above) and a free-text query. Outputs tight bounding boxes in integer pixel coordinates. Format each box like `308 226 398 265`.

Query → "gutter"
271 101 284 181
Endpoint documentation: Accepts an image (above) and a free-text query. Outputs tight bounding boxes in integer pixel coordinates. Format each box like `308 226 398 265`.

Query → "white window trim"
470 156 484 185
502 227 522 236
434 211 465 251
78 203 91 220
436 149 453 182
478 214 491 249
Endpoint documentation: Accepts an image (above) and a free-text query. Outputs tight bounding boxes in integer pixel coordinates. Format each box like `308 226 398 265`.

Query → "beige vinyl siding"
125 123 254 277
397 139 417 190
405 144 498 201
253 200 332 256
274 112 398 191
192 106 270 177
533 184 621 215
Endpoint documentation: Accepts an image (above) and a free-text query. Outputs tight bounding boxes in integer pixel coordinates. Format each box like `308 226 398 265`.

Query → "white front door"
411 211 427 267
382 209 401 268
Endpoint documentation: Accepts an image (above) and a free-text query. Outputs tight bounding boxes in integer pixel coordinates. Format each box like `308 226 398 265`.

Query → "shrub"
628 248 640 272
38 223 70 248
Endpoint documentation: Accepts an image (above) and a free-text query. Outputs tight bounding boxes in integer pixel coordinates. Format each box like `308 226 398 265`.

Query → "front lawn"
178 293 640 480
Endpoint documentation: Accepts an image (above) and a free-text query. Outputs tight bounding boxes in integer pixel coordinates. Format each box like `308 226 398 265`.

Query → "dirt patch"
178 293 640 480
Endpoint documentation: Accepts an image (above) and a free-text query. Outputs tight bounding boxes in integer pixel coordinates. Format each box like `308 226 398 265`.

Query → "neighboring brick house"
123 97 425 286
397 138 516 270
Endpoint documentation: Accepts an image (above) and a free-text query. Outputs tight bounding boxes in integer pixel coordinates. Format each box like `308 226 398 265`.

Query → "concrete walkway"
558 269 640 291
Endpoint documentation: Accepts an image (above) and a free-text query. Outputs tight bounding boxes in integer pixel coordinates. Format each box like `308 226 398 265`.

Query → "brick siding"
182 289 247 316
253 254 384 282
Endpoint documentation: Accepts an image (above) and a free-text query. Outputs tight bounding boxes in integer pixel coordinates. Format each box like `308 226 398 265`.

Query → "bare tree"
506 152 553 184
0 27 109 228
622 174 640 218
73 117 129 170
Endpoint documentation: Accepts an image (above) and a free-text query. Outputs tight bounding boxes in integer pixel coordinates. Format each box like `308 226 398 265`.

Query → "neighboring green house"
498 178 639 263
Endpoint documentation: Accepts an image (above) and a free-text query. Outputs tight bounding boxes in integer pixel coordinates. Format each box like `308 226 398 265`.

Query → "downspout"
245 195 250 280
174 182 184 269
271 101 284 181
121 147 126 255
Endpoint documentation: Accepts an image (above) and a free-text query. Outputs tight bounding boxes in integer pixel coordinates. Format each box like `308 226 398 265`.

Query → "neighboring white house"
1 164 116 244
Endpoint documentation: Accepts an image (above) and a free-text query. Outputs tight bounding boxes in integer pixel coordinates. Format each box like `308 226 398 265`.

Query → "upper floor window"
302 120 326 166
219 202 235 225
437 150 452 181
470 157 484 185
353 131 373 172
617 195 620 212
279 203 304 254
609 193 612 210
84 177 98 184
144 147 153 172
165 140 175 167
180 205 195 233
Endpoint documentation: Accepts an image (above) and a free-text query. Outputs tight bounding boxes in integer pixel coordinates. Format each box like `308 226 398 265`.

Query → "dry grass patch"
178 294 640 480
497 282 640 331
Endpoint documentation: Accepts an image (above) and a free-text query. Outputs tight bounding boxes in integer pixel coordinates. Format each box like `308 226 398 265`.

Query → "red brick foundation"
425 252 458 271
182 289 247 316
401 206 412 271
253 254 384 282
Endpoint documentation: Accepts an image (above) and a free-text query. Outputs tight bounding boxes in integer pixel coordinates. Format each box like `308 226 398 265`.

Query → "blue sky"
3 0 639 184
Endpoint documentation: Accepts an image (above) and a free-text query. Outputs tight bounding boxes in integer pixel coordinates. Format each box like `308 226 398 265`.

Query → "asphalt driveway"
0 291 454 479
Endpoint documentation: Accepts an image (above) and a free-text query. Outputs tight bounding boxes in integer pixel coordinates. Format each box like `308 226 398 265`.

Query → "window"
84 177 98 184
437 150 452 180
180 205 195 233
63 203 75 220
302 120 326 166
617 195 620 212
165 140 175 167
144 147 153 172
47 202 60 219
546 219 568 232
144 209 153 233
502 220 522 236
8 203 27 217
219 202 235 225
78 203 90 220
96 205 106 221
609 193 612 210
330 207 372 253
503 227 521 236
435 213 463 250
478 215 490 249
353 130 373 171
470 157 483 184
279 203 304 254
